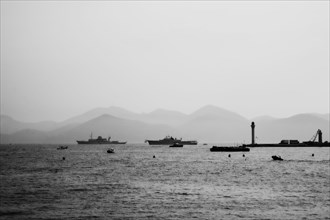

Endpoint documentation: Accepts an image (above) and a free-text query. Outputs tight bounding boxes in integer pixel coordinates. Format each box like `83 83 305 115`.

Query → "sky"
1 1 329 122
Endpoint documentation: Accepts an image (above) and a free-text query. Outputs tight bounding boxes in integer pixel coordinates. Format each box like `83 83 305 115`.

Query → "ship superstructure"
77 133 126 144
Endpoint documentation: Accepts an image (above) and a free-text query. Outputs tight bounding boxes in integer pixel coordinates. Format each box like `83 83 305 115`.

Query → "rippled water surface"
0 144 329 219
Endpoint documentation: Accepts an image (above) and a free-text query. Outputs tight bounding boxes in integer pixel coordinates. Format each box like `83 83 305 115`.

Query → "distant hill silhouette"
254 114 330 143
0 115 58 134
140 109 188 126
0 129 50 144
57 106 189 127
58 106 138 126
312 113 329 121
53 114 178 144
179 105 249 142
0 105 329 144
251 115 278 122
189 105 247 122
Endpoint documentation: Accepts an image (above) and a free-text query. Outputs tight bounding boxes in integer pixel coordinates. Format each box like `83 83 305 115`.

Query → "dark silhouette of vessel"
57 145 68 150
107 148 115 153
272 155 283 161
77 133 126 145
210 145 250 152
169 143 184 147
145 136 197 145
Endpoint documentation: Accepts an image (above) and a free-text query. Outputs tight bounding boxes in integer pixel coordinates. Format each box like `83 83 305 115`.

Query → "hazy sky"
1 1 329 122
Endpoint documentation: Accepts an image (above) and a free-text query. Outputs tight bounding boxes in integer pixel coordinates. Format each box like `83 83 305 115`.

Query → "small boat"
210 145 250 152
272 155 283 161
107 148 115 153
169 143 183 147
57 146 68 150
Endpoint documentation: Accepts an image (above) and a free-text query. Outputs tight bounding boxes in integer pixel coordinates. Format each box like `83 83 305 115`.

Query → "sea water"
0 144 329 219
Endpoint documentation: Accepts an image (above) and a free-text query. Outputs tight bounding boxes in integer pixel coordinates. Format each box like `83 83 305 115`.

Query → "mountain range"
1 105 329 144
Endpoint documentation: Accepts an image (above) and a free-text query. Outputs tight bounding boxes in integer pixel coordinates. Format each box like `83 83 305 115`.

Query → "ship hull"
109 141 127 144
169 143 183 147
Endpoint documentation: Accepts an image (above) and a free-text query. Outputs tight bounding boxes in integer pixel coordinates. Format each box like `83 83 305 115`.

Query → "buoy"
62 157 65 160
153 155 156 158
228 154 231 158
243 154 245 157
312 153 314 157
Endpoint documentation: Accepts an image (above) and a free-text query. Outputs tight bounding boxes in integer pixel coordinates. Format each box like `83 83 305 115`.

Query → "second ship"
77 133 126 144
145 135 198 145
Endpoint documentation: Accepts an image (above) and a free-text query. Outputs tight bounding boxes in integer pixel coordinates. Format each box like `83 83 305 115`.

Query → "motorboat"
272 155 283 161
57 146 68 150
107 148 115 153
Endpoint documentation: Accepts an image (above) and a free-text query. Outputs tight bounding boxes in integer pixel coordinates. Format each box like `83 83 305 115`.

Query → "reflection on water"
0 144 329 219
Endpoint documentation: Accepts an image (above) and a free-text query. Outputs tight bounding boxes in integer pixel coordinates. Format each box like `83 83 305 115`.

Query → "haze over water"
1 144 329 219
1 1 329 219
1 1 329 122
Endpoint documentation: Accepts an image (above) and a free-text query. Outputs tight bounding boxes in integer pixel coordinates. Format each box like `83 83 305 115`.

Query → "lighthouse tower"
251 122 255 145
318 129 322 143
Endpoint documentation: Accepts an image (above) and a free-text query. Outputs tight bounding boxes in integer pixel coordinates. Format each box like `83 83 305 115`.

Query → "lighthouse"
251 122 255 145
318 129 322 143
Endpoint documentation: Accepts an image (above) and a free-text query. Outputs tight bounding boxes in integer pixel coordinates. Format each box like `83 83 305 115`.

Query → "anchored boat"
107 148 115 153
272 155 283 161
57 145 68 150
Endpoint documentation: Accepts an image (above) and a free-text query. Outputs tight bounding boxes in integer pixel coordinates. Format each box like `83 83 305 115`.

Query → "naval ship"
145 136 198 145
77 133 126 145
